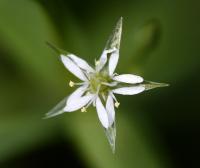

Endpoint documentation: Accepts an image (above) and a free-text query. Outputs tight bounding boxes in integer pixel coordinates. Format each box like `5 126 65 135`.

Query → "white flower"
45 17 168 153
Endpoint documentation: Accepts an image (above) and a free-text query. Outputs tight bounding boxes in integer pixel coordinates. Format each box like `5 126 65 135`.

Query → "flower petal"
109 50 119 76
96 48 116 71
112 86 145 95
66 85 88 105
96 97 109 128
113 74 143 84
96 17 123 72
96 50 107 71
106 94 115 126
61 55 87 81
68 54 94 73
64 94 94 112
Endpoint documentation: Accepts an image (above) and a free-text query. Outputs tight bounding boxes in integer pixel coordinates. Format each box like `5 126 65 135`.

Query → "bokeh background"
0 0 199 168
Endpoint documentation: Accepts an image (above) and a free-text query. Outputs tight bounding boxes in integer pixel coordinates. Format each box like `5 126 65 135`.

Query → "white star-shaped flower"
45 17 168 153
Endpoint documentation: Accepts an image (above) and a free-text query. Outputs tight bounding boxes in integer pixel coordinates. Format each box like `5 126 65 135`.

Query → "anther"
81 107 87 112
114 101 120 108
69 81 75 87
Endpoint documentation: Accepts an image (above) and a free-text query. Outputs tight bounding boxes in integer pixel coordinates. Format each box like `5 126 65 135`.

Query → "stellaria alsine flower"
45 17 168 153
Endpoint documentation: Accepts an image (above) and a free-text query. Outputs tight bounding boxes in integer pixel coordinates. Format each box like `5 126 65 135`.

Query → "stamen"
69 80 75 87
81 107 87 112
110 92 118 102
101 82 117 87
110 91 120 108
102 93 106 101
69 81 87 87
96 85 101 94
114 101 120 108
95 59 100 66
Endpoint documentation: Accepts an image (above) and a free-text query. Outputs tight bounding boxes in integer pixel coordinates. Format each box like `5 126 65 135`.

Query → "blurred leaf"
2 0 199 167
131 19 161 63
0 113 59 162
0 0 64 162
0 0 62 89
119 19 162 74
62 109 168 168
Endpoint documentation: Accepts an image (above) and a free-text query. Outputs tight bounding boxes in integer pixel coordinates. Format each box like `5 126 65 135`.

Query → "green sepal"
105 17 123 50
46 41 70 56
104 122 116 153
44 96 68 119
142 80 169 91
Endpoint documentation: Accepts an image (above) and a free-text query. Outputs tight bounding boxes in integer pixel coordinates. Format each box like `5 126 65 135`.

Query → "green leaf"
0 0 61 88
132 19 161 61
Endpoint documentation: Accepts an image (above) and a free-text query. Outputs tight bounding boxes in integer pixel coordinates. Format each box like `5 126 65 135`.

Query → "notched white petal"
66 85 88 105
96 48 117 71
106 94 115 126
68 54 94 72
96 51 107 71
61 55 87 81
109 50 119 76
112 85 145 95
96 97 109 128
96 17 123 72
113 74 143 84
64 94 94 112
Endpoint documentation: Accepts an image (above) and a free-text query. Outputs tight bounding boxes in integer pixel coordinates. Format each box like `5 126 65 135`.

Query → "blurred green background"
0 0 199 168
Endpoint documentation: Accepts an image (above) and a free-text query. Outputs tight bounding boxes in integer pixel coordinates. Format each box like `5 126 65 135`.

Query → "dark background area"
0 0 199 168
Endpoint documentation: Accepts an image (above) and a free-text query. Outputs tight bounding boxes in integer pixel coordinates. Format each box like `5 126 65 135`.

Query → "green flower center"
89 70 112 94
